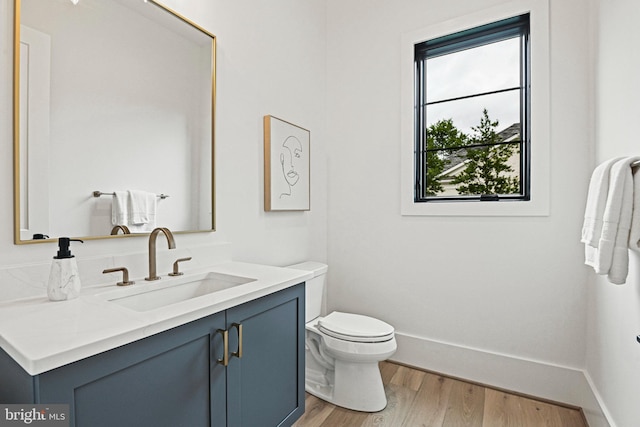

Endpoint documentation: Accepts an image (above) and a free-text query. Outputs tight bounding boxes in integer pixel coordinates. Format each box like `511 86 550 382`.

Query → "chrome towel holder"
92 191 169 200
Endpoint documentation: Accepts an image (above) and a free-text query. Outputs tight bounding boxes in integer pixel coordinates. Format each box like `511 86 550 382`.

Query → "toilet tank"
286 262 328 323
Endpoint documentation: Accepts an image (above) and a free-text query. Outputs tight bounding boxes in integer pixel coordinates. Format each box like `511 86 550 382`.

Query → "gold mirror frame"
12 0 216 244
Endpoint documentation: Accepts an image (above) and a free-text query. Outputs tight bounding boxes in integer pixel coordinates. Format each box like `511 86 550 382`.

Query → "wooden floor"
293 362 588 427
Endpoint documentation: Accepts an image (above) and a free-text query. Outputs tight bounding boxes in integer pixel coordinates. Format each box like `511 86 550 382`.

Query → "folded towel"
605 160 636 284
127 222 156 233
581 157 621 246
129 190 156 225
629 169 640 252
582 157 621 271
111 191 129 226
111 190 157 232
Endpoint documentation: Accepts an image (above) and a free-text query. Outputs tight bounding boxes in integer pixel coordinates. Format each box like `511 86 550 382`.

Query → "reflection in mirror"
14 0 215 244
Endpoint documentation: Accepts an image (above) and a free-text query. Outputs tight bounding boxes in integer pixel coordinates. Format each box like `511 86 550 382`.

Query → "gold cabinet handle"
215 329 229 366
231 323 243 359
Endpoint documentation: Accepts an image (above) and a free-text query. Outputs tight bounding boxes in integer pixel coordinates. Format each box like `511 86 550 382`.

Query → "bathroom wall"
0 0 327 275
587 0 640 425
325 0 600 421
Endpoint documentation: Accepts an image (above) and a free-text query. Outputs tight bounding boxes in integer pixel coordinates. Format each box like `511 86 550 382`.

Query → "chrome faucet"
145 227 176 281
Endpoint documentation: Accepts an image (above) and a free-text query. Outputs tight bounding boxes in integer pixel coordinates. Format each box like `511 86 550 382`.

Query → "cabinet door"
226 284 305 427
37 312 227 427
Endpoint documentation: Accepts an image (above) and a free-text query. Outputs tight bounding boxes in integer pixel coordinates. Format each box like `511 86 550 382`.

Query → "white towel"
629 169 640 252
582 157 621 270
604 159 636 284
584 157 640 284
111 191 129 226
581 157 621 247
129 190 156 225
111 190 157 232
127 190 157 232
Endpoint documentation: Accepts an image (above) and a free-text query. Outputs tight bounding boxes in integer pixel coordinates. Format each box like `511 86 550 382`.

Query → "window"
414 14 530 203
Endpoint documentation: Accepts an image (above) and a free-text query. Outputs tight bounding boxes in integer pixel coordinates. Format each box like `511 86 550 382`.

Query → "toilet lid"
318 312 394 343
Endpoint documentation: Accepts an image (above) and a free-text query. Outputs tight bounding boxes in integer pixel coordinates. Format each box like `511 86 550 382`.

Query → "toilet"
287 262 397 412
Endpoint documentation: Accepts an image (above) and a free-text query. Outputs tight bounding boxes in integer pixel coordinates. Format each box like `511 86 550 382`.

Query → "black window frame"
414 14 531 203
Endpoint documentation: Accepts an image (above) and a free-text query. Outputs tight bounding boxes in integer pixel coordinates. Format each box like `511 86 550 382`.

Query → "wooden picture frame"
264 116 310 211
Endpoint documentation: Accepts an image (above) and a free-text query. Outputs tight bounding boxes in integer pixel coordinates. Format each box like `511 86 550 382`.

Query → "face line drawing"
279 135 303 198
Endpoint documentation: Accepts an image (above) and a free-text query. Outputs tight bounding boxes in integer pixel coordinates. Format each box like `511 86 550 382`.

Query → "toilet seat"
317 311 394 343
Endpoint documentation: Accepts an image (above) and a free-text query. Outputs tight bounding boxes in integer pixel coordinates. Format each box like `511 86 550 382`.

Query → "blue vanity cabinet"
34 310 228 427
0 283 305 427
226 284 305 427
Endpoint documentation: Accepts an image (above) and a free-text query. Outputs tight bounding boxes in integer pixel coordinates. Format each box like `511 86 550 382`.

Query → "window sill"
402 196 548 217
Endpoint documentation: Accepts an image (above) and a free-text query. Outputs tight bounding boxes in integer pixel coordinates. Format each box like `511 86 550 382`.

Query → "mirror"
13 0 215 244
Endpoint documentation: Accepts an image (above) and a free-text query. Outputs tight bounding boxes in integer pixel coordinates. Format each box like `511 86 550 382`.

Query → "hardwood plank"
379 360 400 385
483 388 523 427
293 394 334 427
320 404 369 427
520 398 564 427
360 383 416 427
556 405 588 427
402 373 453 426
442 380 484 427
483 388 574 427
390 364 426 392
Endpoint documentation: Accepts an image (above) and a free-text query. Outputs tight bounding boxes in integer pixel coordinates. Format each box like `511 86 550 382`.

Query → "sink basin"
105 272 256 312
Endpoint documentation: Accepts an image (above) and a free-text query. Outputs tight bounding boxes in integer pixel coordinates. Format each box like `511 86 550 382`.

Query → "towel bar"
92 191 169 200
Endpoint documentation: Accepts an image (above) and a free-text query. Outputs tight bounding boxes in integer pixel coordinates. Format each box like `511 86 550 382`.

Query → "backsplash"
0 242 232 302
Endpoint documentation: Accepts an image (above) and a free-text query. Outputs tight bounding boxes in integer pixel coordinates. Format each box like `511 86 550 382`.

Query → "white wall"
587 0 640 425
325 0 597 416
0 0 326 269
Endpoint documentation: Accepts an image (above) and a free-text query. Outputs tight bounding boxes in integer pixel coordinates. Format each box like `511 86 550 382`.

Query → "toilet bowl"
287 262 397 412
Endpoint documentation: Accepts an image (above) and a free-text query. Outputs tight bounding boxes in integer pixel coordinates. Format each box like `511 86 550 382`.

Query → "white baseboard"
582 369 618 427
390 332 610 427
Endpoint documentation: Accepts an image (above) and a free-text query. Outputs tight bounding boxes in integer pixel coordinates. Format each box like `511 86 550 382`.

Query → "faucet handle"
103 267 135 286
169 257 192 276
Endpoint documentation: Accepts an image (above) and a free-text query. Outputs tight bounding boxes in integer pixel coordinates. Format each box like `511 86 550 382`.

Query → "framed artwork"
264 115 310 211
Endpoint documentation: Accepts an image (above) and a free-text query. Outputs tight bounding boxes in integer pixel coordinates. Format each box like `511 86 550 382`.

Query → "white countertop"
0 262 312 375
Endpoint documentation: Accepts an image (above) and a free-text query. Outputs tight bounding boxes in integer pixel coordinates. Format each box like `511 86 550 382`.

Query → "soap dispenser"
47 237 84 301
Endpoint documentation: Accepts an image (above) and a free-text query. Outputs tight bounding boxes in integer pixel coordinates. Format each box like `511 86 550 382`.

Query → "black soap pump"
47 237 84 301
